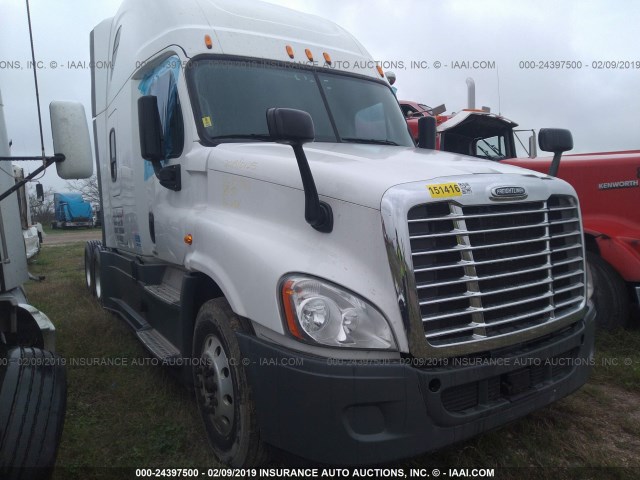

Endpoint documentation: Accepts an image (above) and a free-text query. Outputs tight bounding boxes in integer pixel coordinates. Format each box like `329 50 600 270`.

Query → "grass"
23 240 640 479
25 243 216 479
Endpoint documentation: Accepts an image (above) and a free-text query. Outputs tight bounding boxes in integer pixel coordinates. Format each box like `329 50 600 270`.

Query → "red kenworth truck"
400 97 639 330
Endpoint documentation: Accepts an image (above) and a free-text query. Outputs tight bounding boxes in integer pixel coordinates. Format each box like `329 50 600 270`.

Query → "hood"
208 143 549 209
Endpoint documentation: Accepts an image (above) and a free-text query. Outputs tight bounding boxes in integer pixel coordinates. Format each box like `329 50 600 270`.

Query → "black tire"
84 241 99 296
91 244 103 304
0 347 67 480
193 299 268 467
587 252 630 330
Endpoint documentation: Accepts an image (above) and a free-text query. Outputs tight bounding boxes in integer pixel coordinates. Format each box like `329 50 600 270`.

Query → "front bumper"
237 305 595 465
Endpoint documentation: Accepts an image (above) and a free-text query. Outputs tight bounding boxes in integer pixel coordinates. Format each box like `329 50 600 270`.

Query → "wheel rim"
94 256 102 299
197 334 235 436
85 250 92 290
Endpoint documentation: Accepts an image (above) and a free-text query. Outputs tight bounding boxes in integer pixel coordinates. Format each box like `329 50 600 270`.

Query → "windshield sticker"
598 180 639 190
202 116 212 128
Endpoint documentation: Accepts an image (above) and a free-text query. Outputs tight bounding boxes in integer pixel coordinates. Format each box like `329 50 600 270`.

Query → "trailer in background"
51 192 93 229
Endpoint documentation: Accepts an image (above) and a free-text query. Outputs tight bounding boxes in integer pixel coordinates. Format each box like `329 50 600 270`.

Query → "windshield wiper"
341 137 399 146
211 134 272 141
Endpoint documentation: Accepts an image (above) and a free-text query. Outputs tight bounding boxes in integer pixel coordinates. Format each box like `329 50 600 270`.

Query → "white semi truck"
88 0 596 467
0 88 92 478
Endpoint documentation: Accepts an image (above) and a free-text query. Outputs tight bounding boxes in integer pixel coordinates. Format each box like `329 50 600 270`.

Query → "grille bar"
417 263 553 289
425 305 555 340
410 221 548 239
419 277 554 306
408 196 585 347
412 235 550 256
423 291 555 322
408 207 549 223
414 249 552 273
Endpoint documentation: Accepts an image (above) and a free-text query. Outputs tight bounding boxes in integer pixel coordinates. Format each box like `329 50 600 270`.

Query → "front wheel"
193 299 267 467
587 252 630 330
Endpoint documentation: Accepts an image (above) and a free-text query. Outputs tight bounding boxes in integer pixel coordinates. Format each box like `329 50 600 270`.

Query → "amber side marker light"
305 49 314 62
184 234 193 245
323 52 332 65
282 280 303 339
376 65 385 77
204 35 213 49
286 45 295 59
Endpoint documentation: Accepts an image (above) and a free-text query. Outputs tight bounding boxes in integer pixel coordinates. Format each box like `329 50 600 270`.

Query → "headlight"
280 275 397 350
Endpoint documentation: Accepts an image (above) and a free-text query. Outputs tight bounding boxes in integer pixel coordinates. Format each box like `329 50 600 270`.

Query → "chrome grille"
407 195 584 347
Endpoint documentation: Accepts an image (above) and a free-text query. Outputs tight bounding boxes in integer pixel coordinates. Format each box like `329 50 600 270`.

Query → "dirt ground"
42 229 102 246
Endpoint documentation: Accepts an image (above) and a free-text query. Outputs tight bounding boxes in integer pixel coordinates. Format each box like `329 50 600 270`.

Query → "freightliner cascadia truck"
87 0 595 467
0 87 93 477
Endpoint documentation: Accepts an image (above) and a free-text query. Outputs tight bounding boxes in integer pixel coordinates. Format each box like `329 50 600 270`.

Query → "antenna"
25 0 46 163
496 66 502 115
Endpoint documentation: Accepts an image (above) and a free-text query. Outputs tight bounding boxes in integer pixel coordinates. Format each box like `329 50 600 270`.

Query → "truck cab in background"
88 0 595 467
0 88 93 477
13 165 43 259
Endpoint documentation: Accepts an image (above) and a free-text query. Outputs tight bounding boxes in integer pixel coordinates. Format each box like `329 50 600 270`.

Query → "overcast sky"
1 0 639 192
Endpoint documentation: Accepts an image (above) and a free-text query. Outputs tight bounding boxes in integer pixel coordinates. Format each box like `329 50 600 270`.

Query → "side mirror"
539 128 573 176
49 101 93 179
137 96 181 191
36 183 44 202
266 107 332 233
430 104 447 116
385 71 396 86
417 116 437 150
266 107 315 145
138 96 164 162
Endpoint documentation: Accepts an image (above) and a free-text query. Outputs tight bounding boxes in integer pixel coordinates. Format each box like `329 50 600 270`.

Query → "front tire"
193 299 267 467
587 252 630 330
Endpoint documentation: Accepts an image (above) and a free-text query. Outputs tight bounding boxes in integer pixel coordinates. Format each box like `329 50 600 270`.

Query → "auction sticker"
427 182 462 198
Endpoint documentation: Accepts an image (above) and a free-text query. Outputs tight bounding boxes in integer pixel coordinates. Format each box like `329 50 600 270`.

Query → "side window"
401 104 417 118
474 135 506 160
109 128 117 181
111 26 121 79
139 56 184 162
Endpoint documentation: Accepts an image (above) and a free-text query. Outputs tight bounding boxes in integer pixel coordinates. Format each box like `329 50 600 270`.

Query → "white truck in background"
13 165 43 259
0 88 93 478
88 0 596 467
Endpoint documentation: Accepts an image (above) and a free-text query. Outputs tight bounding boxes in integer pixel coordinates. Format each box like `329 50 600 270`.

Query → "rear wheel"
0 347 67 480
587 252 630 330
84 241 98 295
92 244 103 304
193 299 267 467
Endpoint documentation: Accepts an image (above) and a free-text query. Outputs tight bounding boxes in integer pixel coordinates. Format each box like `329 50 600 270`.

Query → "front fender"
584 217 640 282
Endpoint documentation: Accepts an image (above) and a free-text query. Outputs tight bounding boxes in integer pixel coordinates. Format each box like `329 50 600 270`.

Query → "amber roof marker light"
286 45 295 59
305 49 314 62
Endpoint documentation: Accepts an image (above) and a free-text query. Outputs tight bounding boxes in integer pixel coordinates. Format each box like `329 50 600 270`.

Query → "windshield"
187 58 413 147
